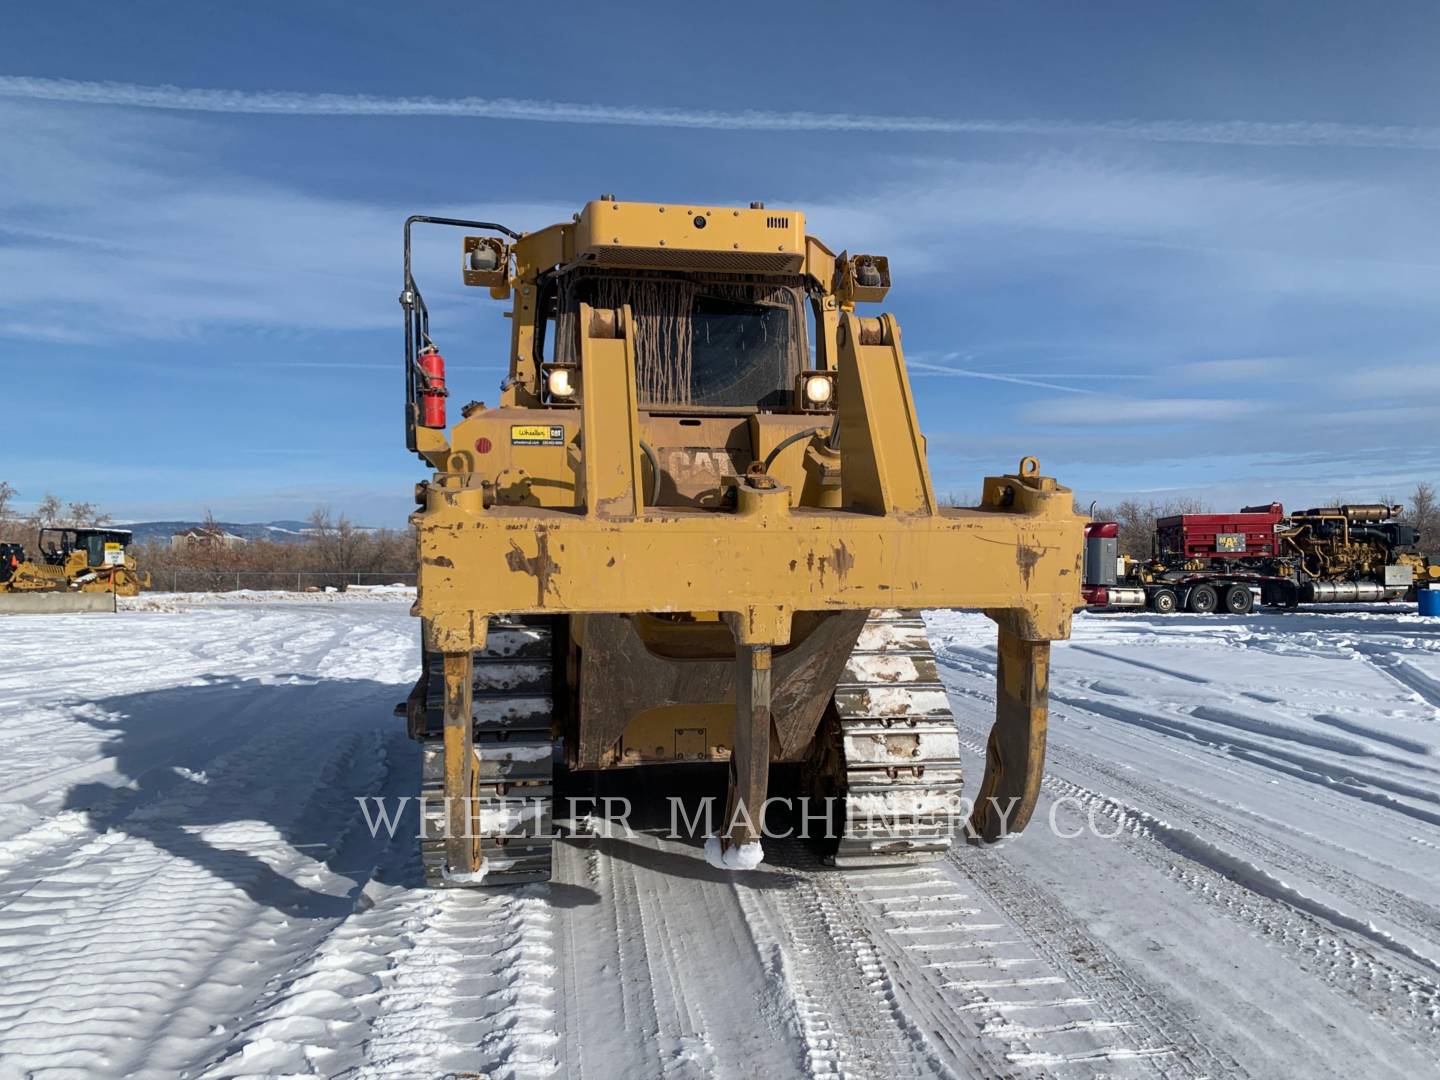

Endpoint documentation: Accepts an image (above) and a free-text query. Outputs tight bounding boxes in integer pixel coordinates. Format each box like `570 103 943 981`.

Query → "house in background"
170 526 247 550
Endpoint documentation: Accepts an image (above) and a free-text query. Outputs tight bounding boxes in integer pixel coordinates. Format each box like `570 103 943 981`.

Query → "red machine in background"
1083 502 1433 614
1155 503 1284 561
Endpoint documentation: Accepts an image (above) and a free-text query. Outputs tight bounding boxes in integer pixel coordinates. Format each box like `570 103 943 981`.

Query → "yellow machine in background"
399 197 1085 886
1280 504 1439 597
0 527 148 601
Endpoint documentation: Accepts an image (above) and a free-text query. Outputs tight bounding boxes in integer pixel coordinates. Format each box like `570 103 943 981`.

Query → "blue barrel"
1420 589 1440 616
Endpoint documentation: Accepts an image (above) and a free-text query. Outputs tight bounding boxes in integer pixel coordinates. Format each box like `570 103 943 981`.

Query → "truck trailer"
1082 502 1434 614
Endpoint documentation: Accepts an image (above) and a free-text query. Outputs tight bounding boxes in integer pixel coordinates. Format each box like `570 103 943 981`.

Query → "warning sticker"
103 542 125 566
511 424 566 446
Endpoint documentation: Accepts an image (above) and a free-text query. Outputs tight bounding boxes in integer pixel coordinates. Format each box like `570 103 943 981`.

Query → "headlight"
548 367 575 398
469 245 500 272
804 374 833 405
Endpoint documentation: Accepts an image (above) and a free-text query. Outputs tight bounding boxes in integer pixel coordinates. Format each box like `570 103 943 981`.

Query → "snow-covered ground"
0 595 1437 1078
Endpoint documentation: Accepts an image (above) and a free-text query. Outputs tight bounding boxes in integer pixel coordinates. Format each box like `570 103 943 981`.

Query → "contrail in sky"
906 360 1102 395
3 74 1438 150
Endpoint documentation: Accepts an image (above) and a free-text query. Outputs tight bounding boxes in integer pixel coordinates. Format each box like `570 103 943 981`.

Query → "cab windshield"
554 271 807 408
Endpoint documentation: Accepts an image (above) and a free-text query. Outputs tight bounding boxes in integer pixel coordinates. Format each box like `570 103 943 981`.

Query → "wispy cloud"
5 86 1437 511
5 74 1440 151
0 101 569 344
907 358 1102 394
801 153 1440 307
1024 396 1266 426
1332 364 1440 397
1175 357 1300 382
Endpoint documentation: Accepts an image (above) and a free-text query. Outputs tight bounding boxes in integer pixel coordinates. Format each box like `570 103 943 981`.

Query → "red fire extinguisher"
418 346 448 429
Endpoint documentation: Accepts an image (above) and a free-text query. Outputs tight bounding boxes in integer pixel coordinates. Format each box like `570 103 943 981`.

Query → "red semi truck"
1082 503 1429 614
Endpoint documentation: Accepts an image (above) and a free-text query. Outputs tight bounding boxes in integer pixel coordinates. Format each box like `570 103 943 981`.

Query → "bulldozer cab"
540 270 808 410
38 527 133 568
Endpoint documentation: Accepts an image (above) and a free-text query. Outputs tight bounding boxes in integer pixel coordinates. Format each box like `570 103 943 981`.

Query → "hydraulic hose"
639 440 663 506
572 431 663 506
763 427 829 474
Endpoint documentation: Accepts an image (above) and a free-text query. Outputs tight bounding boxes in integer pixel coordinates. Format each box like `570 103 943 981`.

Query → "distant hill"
116 520 320 544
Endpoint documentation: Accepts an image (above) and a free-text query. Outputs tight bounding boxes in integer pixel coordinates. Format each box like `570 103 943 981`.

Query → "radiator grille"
766 216 790 229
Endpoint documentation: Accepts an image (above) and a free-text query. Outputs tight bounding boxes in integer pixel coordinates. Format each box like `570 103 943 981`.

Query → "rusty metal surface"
967 629 1050 842
420 495 1081 655
441 653 478 875
723 644 772 849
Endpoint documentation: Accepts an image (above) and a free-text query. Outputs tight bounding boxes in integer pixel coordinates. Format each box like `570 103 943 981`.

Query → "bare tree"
1402 481 1437 555
1090 496 1211 560
939 491 976 508
65 501 109 527
29 493 62 530
308 506 369 587
1 486 119 544
0 482 16 544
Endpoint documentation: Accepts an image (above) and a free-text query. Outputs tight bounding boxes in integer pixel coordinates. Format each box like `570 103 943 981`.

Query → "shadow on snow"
60 673 428 919
54 675 821 916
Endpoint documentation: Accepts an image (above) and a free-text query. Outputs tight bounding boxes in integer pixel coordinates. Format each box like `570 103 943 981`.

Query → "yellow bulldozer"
0 526 147 614
399 197 1085 886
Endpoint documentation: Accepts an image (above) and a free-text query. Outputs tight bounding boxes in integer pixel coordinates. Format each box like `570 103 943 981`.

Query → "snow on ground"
0 596 1437 1078
119 585 416 612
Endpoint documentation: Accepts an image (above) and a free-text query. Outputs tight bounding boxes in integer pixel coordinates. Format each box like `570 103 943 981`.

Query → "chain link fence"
148 571 417 593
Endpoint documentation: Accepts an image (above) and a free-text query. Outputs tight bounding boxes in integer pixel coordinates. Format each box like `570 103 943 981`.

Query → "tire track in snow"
1039 770 1440 1036
1067 644 1213 685
605 828 721 1077
924 748 1236 1077
349 883 559 1080
1053 692 1440 829
189 614 561 1079
550 820 976 1080
1045 684 1440 886
1033 727 1440 963
554 825 815 1080
552 815 601 1080
931 630 1440 1072
933 639 1440 950
186 724 557 1080
1348 642 1440 716
575 825 671 1077
805 861 1040 1079
831 858 1207 1078
738 848 942 1079
938 681 1440 1049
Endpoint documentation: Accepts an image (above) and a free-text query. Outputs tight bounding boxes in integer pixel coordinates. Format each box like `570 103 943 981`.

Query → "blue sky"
3 2 1439 524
